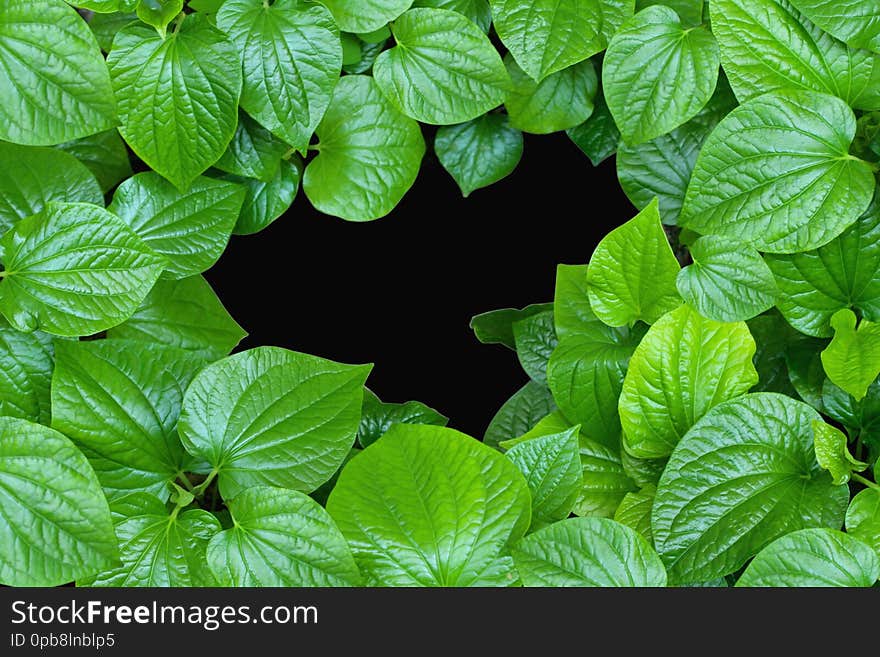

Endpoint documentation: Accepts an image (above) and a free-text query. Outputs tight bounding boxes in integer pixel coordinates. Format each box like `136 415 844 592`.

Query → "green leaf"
76 1 138 11
88 11 138 52
108 172 245 279
412 0 491 31
786 333 828 409
107 15 242 189
0 142 103 238
0 417 118 587
220 158 302 235
470 303 553 350
214 111 290 183
217 0 341 153
56 130 133 194
736 528 880 587
586 199 682 327
711 0 880 110
179 346 372 499
137 0 184 35
373 9 510 125
812 420 868 485
503 409 573 447
554 264 594 338
821 309 880 401
574 437 638 517
359 389 448 448
679 91 875 254
603 5 720 145
748 312 800 397
786 0 880 53
511 517 667 586
766 195 880 337
0 203 165 337
0 0 117 146
567 93 621 167
435 115 523 197
653 393 850 583
514 310 558 385
821 379 880 443
80 492 220 586
507 428 583 530
599 0 637 42
107 276 246 360
490 0 605 82
676 236 779 322
483 382 557 450
846 488 880 558
188 0 225 11
620 448 667 487
620 304 758 459
613 484 656 542
0 328 54 424
327 424 531 586
342 37 386 75
303 75 425 221
317 0 412 33
207 486 360 586
635 0 702 25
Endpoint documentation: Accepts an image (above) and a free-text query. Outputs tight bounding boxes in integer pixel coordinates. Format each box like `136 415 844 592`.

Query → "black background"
205 132 632 437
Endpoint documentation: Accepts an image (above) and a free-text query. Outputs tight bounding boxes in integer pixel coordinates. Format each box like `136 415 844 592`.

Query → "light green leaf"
470 303 553 350
0 417 118 587
507 428 583 530
483 382 557 450
373 8 510 125
412 0 491 31
490 0 605 82
599 0 637 41
511 517 667 586
620 448 667 487
303 75 425 221
76 1 138 11
137 0 184 35
107 276 246 360
679 91 875 254
786 0 880 53
574 437 637 517
567 93 621 167
603 5 720 145
0 142 103 238
207 486 360 586
736 529 880 587
503 409 573 447
846 488 880 558
317 0 412 32
80 493 220 586
553 264 594 338
435 115 523 197
0 0 117 146
358 389 448 448
614 484 655 542
109 172 244 279
217 0 341 153
56 130 133 194
812 420 867 485
513 310 558 385
0 203 165 337
107 15 242 189
88 11 138 52
821 308 880 401
587 199 682 327
214 111 289 183
328 424 531 586
653 393 850 583
220 158 301 235
179 347 372 499
0 328 53 424
636 0 702 25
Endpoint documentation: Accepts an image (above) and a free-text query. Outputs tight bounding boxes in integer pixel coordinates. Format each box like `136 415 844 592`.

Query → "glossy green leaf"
574 437 638 517
207 487 360 586
821 309 880 401
511 517 667 586
435 115 523 197
821 379 880 444
0 328 53 424
0 0 117 146
221 158 301 235
109 172 244 279
373 9 509 125
786 0 880 53
846 488 880 558
317 0 412 32
587 200 682 327
653 393 850 583
137 0 183 35
567 94 621 167
503 409 573 447
636 0 702 24
483 382 557 450
107 15 242 189
214 111 289 183
812 420 867 485
614 484 655 542
56 130 133 194
748 312 800 397
88 11 138 52
505 58 597 135
599 0 637 41
412 0 491 31
514 310 558 385
358 389 448 448
0 417 118 587
736 529 880 587
179 347 372 498
303 75 425 221
680 91 875 254
470 303 553 350
0 203 165 337
554 264 594 338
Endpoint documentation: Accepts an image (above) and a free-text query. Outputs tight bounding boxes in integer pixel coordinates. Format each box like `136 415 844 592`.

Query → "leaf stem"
191 468 218 497
851 472 879 490
176 472 194 492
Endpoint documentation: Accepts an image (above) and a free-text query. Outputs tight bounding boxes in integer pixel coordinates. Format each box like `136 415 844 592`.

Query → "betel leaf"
373 8 510 125
786 333 827 410
470 303 553 350
107 14 242 189
820 309 880 401
0 142 103 238
711 0 880 111
107 276 246 360
80 493 221 587
636 0 702 25
207 486 360 586
0 417 118 587
603 5 720 146
620 447 666 487
511 517 667 586
513 310 558 385
178 347 372 499
303 75 425 221
327 424 531 586
766 195 880 338
75 1 138 11
554 264 594 338
108 172 245 280
748 312 800 397
676 236 779 322
786 0 880 53
567 93 621 167
586 199 682 327
56 130 133 194
412 0 492 32
574 437 638 517
0 203 165 337
620 304 758 459
504 57 597 135
483 382 557 449
51 339 206 500
490 0 604 82
0 328 53 424
679 91 875 254
0 0 117 146
506 428 583 530
598 0 637 42
217 0 341 154
502 409 573 448
846 488 880 558
812 420 867 485
317 0 412 33
435 115 524 197
613 484 655 542
652 393 849 583
89 11 138 53
220 158 302 235
358 389 448 448
136 0 184 36
214 111 290 183
736 529 880 587
821 379 880 443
